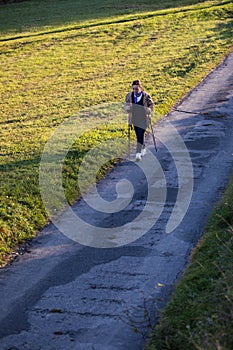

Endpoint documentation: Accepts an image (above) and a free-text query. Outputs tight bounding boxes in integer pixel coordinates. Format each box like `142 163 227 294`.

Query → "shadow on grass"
0 156 41 171
0 0 209 36
213 19 233 41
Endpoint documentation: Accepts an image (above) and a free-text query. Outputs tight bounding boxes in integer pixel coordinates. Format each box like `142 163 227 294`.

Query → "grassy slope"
147 177 233 350
0 0 208 36
0 0 233 266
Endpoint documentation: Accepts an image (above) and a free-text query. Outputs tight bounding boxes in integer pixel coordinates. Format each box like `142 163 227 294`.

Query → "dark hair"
132 79 142 87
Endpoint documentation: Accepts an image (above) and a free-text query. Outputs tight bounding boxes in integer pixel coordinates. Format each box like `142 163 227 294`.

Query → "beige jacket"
124 91 154 125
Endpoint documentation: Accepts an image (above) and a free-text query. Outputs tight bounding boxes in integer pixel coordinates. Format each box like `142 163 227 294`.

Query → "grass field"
0 0 209 36
0 0 233 266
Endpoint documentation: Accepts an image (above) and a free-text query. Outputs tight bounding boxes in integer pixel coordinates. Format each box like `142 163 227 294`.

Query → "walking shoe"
135 153 142 161
141 148 147 157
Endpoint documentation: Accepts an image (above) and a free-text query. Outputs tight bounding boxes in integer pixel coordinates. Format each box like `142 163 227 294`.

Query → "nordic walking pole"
127 123 131 159
149 117 157 152
127 112 132 159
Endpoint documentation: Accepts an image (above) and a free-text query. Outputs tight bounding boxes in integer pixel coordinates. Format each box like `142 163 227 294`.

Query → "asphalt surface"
1 51 233 350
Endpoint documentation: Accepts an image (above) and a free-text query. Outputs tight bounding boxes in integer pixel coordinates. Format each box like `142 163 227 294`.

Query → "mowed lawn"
0 0 233 265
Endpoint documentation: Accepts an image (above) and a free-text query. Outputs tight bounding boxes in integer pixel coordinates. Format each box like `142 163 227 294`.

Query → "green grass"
0 0 233 264
0 0 209 36
146 176 233 350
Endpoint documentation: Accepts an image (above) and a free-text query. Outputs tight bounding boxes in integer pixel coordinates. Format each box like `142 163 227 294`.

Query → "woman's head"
132 79 142 94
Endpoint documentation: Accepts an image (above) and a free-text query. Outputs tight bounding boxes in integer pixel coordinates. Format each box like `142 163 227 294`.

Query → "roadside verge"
146 132 233 350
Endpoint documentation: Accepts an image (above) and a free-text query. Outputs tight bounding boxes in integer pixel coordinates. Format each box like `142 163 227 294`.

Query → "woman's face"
132 85 142 95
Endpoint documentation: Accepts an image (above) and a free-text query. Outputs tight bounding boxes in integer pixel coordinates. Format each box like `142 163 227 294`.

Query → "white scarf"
134 91 143 103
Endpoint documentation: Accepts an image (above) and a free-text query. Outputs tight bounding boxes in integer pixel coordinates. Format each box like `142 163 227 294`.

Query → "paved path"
1 52 233 350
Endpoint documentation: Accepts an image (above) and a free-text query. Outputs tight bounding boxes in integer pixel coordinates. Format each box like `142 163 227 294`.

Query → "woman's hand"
144 107 151 115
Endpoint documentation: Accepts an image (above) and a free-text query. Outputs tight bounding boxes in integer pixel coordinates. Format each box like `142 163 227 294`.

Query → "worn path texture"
1 52 233 350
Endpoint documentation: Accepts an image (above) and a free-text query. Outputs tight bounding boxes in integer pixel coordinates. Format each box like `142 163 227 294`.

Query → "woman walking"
125 79 154 161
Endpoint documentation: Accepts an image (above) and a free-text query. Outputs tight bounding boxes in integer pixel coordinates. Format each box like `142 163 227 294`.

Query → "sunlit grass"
0 0 233 264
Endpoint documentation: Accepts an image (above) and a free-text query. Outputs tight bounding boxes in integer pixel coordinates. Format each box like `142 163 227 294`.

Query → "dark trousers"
134 126 145 153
